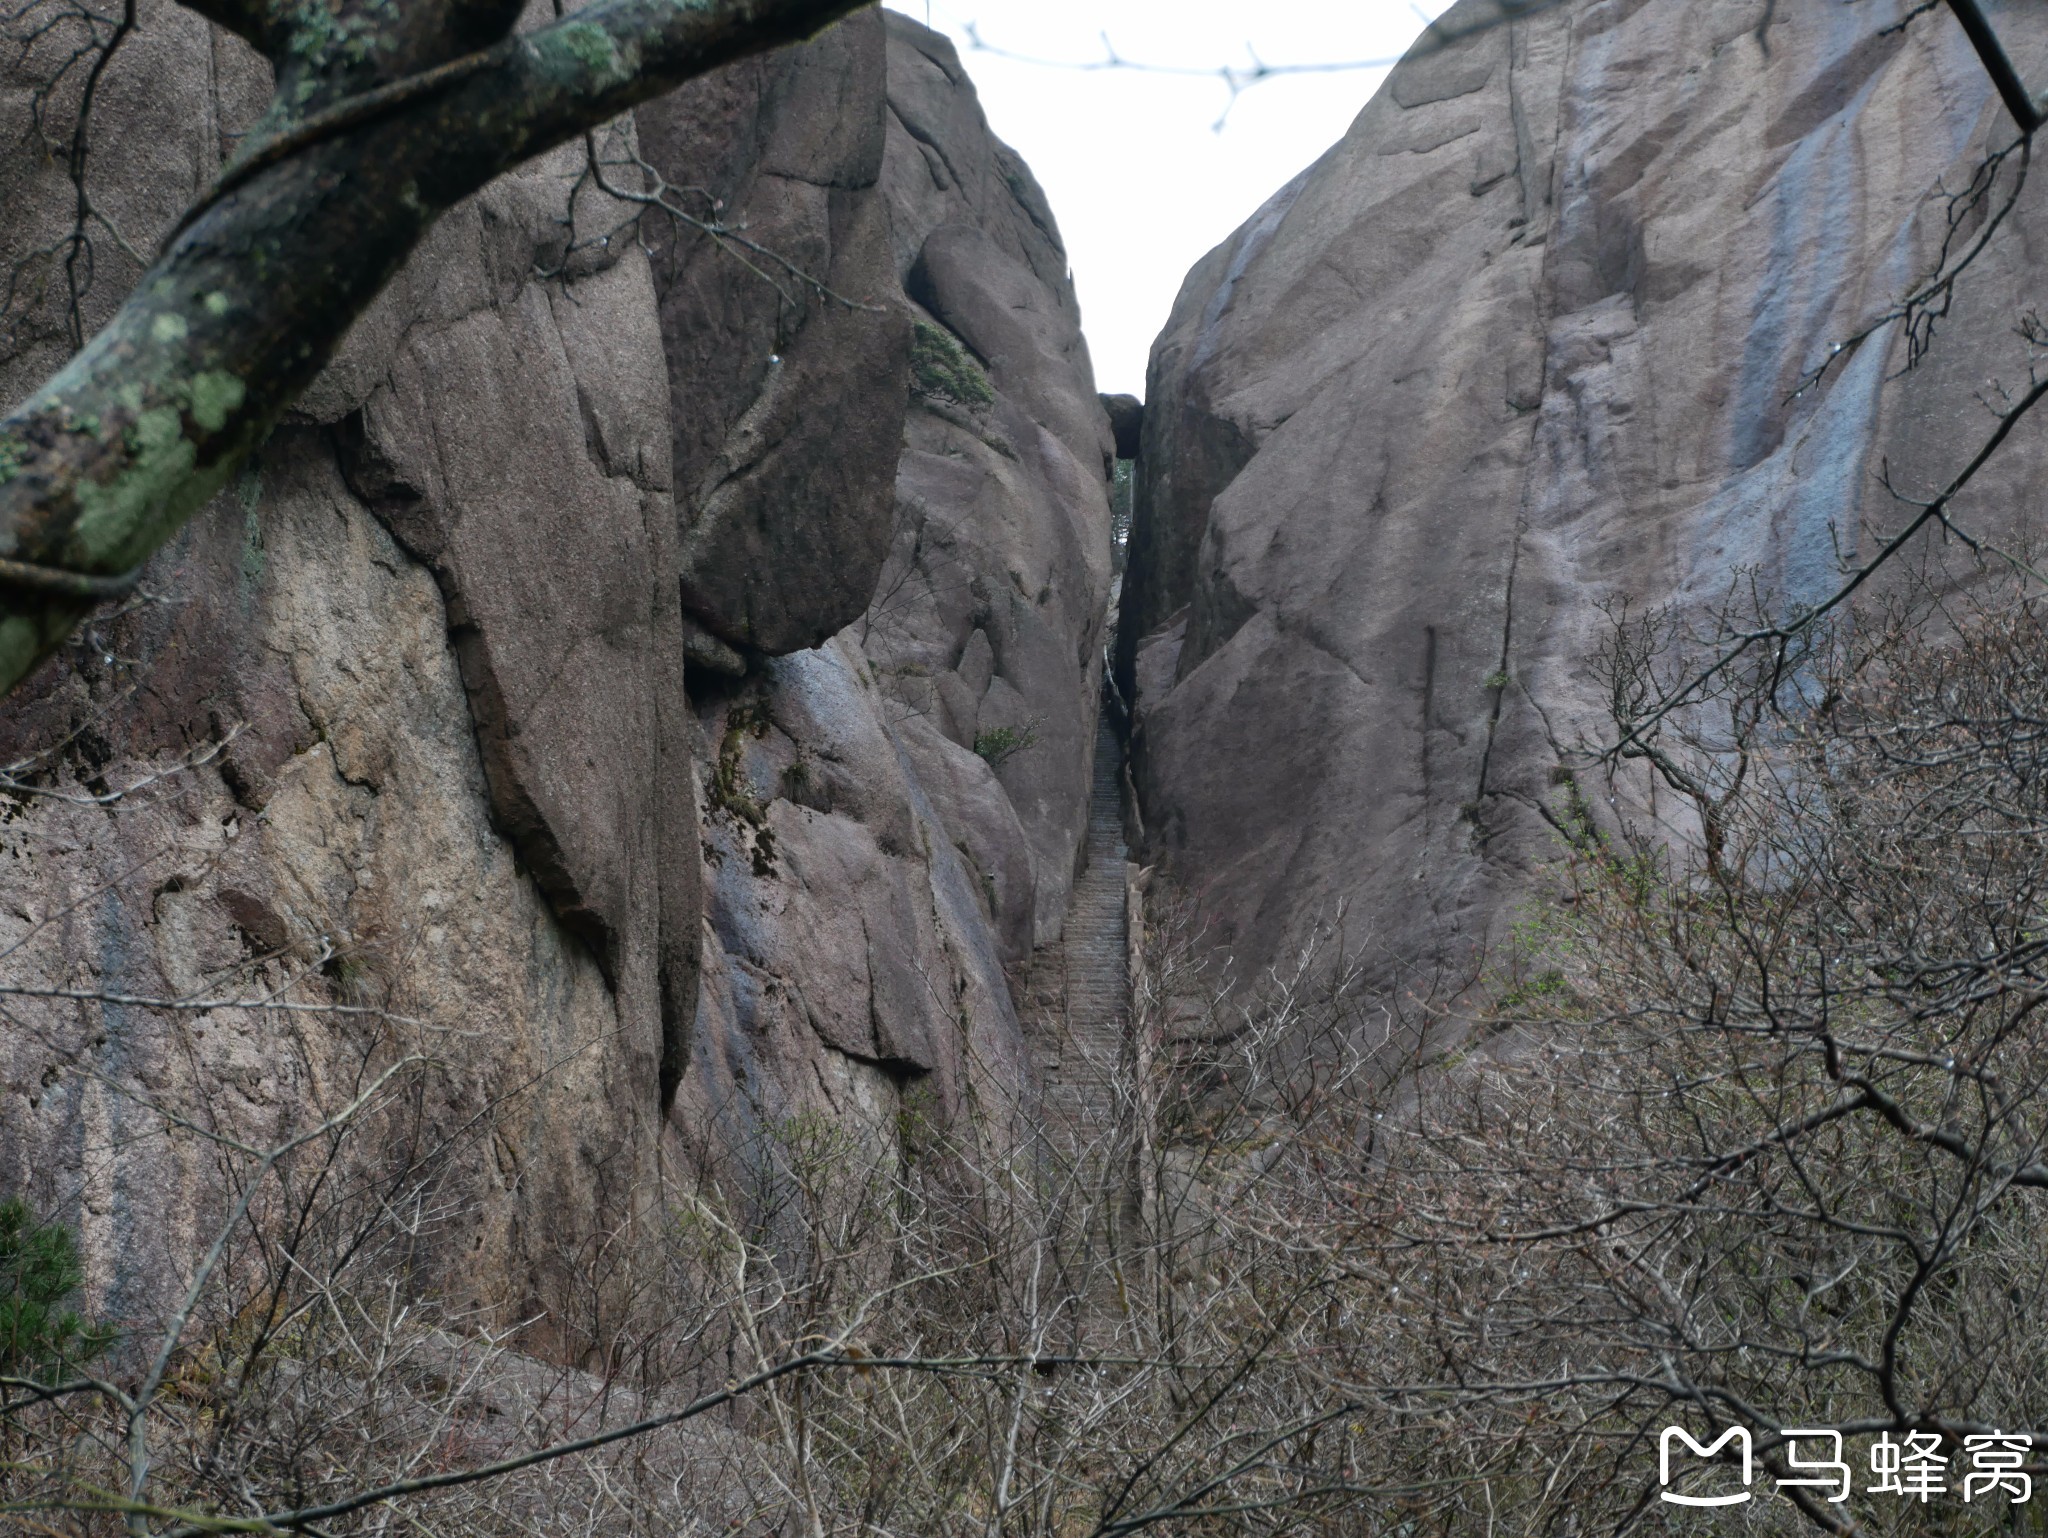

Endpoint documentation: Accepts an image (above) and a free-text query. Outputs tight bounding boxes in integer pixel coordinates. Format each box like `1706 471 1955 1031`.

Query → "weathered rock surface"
0 2 1112 1341
879 14 1116 942
639 9 912 656
680 15 1115 1162
1100 394 1144 461
681 641 1030 1158
0 0 690 1333
1123 0 2048 994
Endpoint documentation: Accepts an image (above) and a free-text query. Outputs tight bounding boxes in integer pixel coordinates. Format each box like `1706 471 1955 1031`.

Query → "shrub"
1282 572 2048 1534
909 318 994 408
0 1197 114 1382
972 719 1038 768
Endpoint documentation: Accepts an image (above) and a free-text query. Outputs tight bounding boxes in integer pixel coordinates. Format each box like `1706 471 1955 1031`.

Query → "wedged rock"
674 16 1116 1163
638 10 912 655
683 617 750 680
1100 393 1144 460
1125 0 2048 996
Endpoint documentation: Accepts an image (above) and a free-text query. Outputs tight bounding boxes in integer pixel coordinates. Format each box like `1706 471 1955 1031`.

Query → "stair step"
1024 711 1132 1154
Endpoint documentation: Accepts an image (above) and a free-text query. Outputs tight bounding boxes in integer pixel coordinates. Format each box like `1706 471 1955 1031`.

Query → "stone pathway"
1024 710 1131 1154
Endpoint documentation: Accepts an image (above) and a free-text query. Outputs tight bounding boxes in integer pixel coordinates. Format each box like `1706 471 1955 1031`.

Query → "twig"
963 0 1573 130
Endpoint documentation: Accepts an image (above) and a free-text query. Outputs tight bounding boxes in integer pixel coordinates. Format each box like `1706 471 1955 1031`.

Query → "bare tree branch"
0 0 870 698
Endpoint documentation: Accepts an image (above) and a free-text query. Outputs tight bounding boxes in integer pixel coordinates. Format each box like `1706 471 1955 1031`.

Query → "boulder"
638 10 912 655
0 0 1117 1338
0 3 704 1337
678 16 1118 1167
1100 393 1144 460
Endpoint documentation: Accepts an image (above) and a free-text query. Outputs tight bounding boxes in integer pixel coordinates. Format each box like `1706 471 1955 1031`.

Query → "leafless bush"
1226 570 2048 1535
26 570 2048 1536
0 887 1431 1537
0 933 1308 1536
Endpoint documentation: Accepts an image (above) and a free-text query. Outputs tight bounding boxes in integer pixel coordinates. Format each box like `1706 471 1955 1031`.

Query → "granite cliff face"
0 0 687 1331
0 3 1110 1335
663 11 1113 1171
1121 0 2048 995
24 0 2030 1353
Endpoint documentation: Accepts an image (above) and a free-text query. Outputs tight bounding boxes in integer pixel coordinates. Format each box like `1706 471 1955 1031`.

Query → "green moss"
133 406 182 453
559 20 624 81
910 319 994 408
72 447 228 571
189 371 246 433
72 408 200 561
282 2 380 69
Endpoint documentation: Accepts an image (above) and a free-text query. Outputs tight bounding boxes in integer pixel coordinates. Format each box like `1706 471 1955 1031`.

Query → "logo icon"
1660 1427 1753 1507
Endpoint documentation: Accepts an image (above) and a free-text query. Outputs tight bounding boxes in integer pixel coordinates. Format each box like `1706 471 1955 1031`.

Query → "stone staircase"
1024 710 1131 1154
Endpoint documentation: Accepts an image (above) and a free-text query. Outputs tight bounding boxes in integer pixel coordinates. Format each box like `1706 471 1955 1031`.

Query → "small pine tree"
0 1197 114 1382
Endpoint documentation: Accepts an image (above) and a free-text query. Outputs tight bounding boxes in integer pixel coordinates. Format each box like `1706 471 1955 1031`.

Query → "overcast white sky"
878 1 1451 396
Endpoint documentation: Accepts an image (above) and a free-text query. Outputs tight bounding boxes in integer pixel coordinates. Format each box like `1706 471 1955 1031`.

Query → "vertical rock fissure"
1472 521 1524 823
1421 622 1438 835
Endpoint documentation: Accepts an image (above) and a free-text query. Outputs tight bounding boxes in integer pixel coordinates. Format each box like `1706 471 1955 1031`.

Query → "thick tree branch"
166 0 269 50
1944 0 2042 133
0 0 870 698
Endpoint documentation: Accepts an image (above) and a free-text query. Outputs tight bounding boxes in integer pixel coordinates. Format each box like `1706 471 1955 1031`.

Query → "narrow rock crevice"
1421 623 1438 835
1471 519 1524 829
1024 705 1132 1154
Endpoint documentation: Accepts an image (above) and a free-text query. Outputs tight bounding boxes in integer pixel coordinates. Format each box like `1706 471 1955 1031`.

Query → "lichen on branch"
0 0 868 698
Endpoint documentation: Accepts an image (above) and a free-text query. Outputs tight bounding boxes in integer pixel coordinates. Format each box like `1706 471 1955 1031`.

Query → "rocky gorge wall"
19 0 2029 1357
1120 0 2048 1004
657 10 1114 1174
0 2 1111 1340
